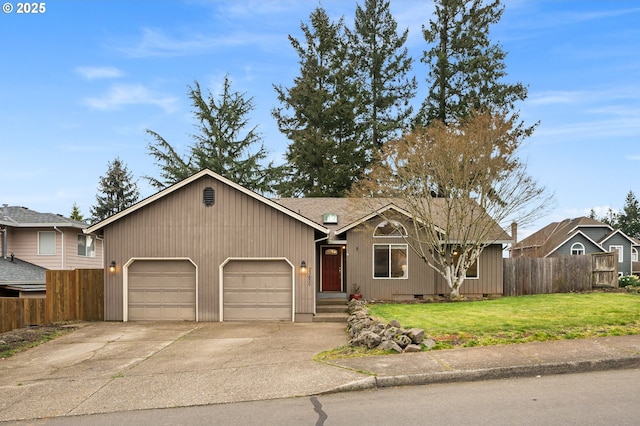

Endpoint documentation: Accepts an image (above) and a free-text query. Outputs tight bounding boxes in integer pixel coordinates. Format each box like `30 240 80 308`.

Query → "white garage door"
223 260 292 321
128 260 196 321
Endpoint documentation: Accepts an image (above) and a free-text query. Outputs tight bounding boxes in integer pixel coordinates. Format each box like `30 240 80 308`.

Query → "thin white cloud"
528 91 582 106
115 27 272 58
83 84 178 113
75 66 123 80
627 155 640 161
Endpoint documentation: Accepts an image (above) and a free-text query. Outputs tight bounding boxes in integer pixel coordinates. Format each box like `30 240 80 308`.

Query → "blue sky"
1 1 639 236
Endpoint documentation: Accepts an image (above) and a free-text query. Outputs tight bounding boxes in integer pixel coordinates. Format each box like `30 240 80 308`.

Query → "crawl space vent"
203 187 215 206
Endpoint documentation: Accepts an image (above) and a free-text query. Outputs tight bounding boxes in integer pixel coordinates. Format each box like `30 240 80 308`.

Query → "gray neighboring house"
0 256 46 298
511 216 638 276
86 169 510 323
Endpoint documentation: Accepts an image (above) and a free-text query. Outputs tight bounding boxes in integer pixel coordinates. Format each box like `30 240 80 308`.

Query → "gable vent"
323 213 338 224
203 187 215 207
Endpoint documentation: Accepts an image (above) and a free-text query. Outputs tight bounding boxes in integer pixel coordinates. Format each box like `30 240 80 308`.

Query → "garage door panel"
127 260 196 321
223 260 292 321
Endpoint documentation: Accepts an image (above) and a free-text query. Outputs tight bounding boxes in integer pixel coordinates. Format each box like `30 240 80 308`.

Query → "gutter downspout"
1 226 6 259
54 226 64 269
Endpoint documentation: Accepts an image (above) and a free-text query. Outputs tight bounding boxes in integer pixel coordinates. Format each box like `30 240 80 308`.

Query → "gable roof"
512 216 614 257
274 197 511 243
1 206 87 229
86 169 330 235
599 228 637 246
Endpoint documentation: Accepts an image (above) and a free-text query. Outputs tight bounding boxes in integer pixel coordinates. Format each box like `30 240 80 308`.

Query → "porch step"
313 312 349 323
314 296 349 323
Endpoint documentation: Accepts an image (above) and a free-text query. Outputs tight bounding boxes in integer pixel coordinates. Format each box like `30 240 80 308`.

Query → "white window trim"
372 243 408 280
610 245 624 263
570 242 585 256
38 231 56 256
373 220 407 238
77 234 96 258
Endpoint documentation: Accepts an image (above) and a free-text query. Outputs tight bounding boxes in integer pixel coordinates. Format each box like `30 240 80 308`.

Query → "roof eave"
85 169 330 235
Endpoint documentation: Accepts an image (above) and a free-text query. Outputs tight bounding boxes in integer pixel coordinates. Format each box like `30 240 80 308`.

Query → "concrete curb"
322 354 640 394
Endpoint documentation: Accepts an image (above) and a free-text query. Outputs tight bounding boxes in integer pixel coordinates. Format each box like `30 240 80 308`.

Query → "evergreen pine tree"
69 203 84 222
147 76 279 193
273 7 367 197
90 157 140 223
617 191 640 238
416 0 530 130
349 0 417 148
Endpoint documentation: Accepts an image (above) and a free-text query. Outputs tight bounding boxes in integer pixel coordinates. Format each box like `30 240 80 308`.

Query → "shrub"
618 275 640 287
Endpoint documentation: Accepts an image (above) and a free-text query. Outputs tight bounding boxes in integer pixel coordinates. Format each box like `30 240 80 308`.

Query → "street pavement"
1 321 639 422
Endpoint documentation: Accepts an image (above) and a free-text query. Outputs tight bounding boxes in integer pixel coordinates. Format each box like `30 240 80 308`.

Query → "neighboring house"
86 169 510 323
632 238 640 275
0 256 46 298
0 205 103 271
511 216 637 276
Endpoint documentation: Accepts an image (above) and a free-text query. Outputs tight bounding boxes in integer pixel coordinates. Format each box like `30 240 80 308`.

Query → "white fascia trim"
335 203 443 236
544 231 604 258
86 169 330 235
600 229 636 245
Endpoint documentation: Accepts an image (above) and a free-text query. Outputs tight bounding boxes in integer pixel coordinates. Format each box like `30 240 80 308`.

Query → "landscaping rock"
346 300 431 354
377 340 403 353
407 328 425 344
403 344 421 353
393 333 412 348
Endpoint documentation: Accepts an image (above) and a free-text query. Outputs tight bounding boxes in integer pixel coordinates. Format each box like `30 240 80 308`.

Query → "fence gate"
591 252 618 287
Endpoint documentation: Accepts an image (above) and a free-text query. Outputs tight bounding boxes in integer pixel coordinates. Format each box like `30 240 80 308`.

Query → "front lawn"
368 293 640 349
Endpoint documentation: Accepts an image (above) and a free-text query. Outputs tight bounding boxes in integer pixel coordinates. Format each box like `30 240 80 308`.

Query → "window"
38 231 56 255
571 243 585 255
373 220 407 237
78 235 96 257
610 245 624 263
452 250 478 278
373 244 407 278
632 248 638 262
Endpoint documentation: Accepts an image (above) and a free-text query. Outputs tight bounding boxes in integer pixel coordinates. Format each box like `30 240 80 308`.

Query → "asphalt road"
9 368 639 425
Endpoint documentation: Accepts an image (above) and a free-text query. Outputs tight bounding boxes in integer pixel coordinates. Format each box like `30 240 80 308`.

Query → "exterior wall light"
300 260 307 274
109 260 116 273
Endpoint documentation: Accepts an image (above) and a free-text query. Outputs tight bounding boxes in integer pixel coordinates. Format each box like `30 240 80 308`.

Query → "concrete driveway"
0 321 363 422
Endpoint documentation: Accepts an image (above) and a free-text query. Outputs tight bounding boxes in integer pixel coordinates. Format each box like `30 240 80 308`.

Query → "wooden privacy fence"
0 298 46 334
46 269 104 323
503 252 618 296
1 269 104 333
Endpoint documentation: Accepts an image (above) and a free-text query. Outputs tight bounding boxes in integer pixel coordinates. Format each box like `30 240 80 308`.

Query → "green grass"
368 293 640 350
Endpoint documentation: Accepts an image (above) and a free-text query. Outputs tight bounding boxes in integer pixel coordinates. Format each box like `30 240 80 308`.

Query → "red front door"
321 247 342 292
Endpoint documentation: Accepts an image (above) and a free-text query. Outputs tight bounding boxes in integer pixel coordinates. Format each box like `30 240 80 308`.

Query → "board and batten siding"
345 224 437 300
103 175 316 321
433 244 504 295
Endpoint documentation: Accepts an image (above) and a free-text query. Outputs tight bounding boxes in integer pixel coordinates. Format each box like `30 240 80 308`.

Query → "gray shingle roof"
512 216 611 257
0 257 46 284
0 206 87 228
273 197 511 242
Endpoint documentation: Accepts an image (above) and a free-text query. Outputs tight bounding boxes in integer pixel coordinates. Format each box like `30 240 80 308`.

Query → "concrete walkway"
1 322 639 422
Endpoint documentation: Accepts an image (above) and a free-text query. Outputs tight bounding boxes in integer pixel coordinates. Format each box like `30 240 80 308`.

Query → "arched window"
373 220 407 237
570 242 585 255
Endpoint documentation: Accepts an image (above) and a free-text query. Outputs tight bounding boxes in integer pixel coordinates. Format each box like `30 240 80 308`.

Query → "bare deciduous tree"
353 111 552 297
